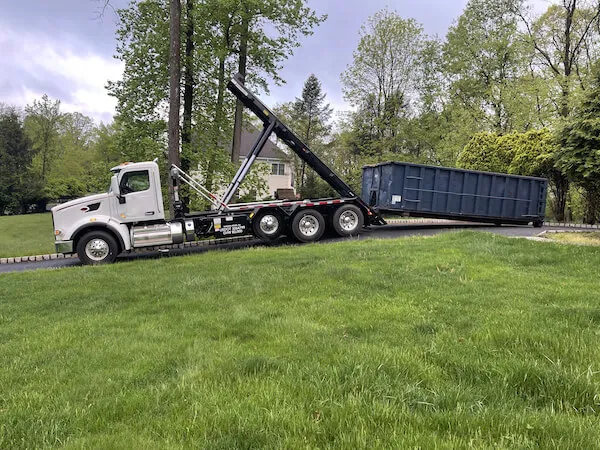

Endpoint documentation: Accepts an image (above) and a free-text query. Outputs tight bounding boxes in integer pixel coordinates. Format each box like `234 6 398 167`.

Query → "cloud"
0 22 123 123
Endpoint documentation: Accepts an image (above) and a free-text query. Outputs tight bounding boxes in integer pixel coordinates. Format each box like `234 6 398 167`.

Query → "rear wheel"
533 219 544 228
253 210 284 240
332 204 364 237
76 230 119 265
291 209 325 243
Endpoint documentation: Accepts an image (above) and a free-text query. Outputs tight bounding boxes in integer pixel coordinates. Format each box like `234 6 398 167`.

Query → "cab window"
120 170 150 194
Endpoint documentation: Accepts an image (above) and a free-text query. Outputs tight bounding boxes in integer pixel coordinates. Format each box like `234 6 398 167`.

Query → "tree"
456 132 513 173
109 0 325 206
109 0 169 155
443 0 532 133
291 74 332 197
167 0 182 218
0 106 34 214
558 62 600 224
521 0 600 119
24 94 62 183
42 112 98 201
230 0 326 167
341 10 427 151
87 122 123 193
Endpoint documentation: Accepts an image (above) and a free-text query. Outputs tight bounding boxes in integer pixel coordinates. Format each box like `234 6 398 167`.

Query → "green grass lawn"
0 213 55 257
1 232 599 448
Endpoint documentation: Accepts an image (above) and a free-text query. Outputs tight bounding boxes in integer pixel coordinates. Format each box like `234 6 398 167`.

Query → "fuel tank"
131 222 184 247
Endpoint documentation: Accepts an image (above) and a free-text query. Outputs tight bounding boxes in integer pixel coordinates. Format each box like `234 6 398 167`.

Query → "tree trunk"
300 116 313 195
42 133 50 182
180 0 194 213
583 187 600 225
167 0 182 218
551 171 569 222
231 14 249 167
181 0 194 173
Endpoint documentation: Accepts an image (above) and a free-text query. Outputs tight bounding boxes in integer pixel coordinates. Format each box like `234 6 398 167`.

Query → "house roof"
233 124 290 160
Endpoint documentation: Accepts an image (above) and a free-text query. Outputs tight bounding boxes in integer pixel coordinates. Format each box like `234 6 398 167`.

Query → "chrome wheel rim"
299 215 319 237
85 238 109 261
259 214 280 236
339 210 359 231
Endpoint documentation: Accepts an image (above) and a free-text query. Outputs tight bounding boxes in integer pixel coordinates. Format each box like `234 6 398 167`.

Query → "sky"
0 0 473 124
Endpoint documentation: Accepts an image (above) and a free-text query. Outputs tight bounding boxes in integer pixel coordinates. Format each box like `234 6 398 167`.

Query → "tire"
332 204 364 237
291 209 325 243
76 230 119 265
253 210 284 240
533 220 544 228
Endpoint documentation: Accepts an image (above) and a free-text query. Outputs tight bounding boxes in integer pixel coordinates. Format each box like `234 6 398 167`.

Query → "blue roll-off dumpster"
362 162 548 227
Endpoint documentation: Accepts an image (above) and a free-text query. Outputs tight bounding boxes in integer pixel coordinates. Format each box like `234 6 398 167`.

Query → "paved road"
0 221 562 274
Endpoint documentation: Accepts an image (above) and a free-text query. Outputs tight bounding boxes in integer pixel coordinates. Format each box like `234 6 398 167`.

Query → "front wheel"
76 230 119 265
332 204 364 237
291 209 325 243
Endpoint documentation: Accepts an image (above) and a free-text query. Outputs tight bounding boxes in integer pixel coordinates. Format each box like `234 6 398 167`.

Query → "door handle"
145 211 155 216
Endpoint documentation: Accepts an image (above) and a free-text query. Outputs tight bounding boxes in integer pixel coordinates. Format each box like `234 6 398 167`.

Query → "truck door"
117 169 160 223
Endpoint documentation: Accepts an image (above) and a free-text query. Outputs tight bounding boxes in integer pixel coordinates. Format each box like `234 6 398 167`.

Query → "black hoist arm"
225 73 385 225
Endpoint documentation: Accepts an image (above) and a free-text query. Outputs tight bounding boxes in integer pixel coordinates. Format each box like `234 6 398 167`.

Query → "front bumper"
55 240 74 254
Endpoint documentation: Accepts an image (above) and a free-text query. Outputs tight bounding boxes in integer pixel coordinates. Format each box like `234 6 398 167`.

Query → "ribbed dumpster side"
362 162 547 226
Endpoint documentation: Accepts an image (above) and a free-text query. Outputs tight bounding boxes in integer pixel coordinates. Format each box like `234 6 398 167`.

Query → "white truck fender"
67 216 132 251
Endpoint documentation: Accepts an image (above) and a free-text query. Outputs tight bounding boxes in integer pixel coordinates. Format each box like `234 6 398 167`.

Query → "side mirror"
110 176 126 204
110 176 120 195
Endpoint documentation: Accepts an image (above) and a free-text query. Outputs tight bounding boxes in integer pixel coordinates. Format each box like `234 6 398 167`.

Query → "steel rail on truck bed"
223 73 386 226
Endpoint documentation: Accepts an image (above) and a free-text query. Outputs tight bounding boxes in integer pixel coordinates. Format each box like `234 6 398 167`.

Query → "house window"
271 163 285 176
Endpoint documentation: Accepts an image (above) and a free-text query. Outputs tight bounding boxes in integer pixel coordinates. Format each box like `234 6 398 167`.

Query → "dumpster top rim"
361 161 548 182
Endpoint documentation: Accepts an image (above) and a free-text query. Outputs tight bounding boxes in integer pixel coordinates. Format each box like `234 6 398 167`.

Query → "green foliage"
24 94 62 183
109 0 325 204
503 128 571 222
341 10 431 158
289 74 333 198
293 74 332 145
86 123 124 193
457 132 512 173
528 2 600 118
2 233 600 447
109 0 170 124
341 10 426 113
2 93 127 211
558 62 600 223
0 106 35 214
334 1 600 174
458 128 560 177
238 162 271 201
443 0 534 132
502 128 558 177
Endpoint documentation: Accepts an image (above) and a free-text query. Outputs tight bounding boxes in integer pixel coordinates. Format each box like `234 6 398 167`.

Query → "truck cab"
51 161 175 264
110 161 165 223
